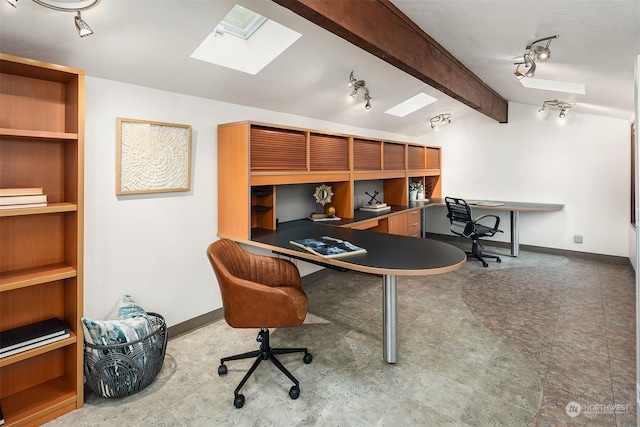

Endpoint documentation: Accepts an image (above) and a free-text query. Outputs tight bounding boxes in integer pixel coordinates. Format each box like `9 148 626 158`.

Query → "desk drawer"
407 210 421 237
407 220 420 237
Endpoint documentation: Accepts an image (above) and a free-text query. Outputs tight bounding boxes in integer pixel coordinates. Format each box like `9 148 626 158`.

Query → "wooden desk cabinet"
218 121 441 241
0 54 84 426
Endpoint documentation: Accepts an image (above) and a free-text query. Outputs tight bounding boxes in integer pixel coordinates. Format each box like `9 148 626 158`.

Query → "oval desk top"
246 219 467 276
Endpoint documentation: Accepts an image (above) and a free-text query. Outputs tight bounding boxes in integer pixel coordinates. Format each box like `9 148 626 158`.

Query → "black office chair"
445 197 503 267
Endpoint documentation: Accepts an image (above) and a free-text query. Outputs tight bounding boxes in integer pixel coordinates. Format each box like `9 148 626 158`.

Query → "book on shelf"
0 187 43 197
359 204 391 212
308 215 341 221
290 236 367 259
0 194 47 206
0 318 70 358
0 202 48 210
0 403 4 426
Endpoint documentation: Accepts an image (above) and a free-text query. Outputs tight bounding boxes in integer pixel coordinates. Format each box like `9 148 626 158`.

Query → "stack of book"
0 318 70 358
359 202 391 212
0 187 47 210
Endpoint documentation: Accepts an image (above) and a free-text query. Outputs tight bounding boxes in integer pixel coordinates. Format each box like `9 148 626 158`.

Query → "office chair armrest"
248 252 303 289
473 214 502 232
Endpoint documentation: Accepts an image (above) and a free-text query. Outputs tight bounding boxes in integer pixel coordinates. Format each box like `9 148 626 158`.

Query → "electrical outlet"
574 235 583 243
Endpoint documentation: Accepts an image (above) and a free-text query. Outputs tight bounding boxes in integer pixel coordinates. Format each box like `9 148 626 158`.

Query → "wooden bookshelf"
0 53 84 426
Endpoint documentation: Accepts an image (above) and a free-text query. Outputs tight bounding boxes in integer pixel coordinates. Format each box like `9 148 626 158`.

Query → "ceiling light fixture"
74 11 93 37
347 70 372 110
538 100 575 118
513 34 559 79
9 0 101 37
430 113 451 129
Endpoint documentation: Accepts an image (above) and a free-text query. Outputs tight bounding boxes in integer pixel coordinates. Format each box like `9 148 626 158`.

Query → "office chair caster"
289 385 300 399
218 364 227 375
234 393 245 408
303 352 313 364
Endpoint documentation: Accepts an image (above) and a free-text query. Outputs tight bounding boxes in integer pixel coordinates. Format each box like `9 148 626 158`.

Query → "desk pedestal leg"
382 274 397 364
511 211 519 257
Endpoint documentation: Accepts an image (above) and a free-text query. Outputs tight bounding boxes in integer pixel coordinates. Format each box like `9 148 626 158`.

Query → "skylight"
520 78 586 95
384 93 438 117
191 5 301 75
214 4 266 39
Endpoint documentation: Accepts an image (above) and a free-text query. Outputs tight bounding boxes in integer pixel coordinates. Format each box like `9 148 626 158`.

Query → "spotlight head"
347 70 356 88
525 61 536 77
559 109 566 118
75 11 93 37
350 88 358 98
364 91 372 110
534 45 551 61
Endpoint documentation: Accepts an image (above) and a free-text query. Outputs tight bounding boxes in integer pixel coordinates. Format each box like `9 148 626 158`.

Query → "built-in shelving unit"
0 53 84 426
218 121 442 240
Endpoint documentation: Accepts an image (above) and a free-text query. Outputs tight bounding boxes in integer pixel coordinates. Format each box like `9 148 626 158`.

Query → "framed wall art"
116 118 192 195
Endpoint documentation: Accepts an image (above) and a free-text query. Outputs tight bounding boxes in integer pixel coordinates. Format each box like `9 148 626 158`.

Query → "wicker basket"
84 312 168 398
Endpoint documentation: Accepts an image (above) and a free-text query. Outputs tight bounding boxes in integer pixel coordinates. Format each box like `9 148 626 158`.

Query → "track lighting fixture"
347 70 372 110
74 11 93 37
430 113 451 129
538 100 575 118
8 0 101 37
513 35 558 79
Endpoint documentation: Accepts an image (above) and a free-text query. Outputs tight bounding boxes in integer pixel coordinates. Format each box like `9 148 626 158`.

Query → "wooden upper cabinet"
250 126 306 171
407 145 425 170
426 147 441 169
383 142 405 170
310 133 349 171
354 139 382 171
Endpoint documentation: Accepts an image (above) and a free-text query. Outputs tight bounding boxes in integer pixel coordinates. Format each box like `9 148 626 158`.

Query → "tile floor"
45 245 636 426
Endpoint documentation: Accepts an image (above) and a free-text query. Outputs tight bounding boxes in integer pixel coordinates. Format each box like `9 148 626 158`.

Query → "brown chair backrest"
207 239 307 328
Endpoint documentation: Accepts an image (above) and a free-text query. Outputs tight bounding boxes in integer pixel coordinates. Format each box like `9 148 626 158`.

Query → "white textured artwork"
117 119 191 194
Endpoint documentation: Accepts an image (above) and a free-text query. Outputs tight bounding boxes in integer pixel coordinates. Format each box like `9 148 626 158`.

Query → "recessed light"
384 93 438 117
520 78 586 95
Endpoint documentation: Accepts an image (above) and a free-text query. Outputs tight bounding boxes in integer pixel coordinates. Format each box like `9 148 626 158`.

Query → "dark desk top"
250 219 466 276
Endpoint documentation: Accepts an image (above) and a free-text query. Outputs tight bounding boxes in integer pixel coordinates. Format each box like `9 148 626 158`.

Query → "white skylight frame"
384 92 438 117
191 5 301 75
520 78 586 95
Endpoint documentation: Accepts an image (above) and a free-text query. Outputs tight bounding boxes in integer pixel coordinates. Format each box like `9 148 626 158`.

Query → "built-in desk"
247 220 467 364
426 198 565 256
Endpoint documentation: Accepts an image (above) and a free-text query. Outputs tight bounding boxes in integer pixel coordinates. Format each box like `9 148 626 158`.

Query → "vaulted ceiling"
1 0 638 137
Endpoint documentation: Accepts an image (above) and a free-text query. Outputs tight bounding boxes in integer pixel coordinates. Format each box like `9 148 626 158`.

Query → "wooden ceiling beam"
273 0 508 123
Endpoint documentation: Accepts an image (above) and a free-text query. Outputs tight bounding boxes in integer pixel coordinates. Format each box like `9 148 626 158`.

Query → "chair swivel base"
218 328 313 408
467 241 501 267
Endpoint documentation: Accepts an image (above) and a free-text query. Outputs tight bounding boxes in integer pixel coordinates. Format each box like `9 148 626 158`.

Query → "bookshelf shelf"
0 53 84 426
0 334 76 368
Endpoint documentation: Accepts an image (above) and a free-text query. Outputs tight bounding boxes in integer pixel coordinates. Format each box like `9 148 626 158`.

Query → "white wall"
85 78 632 327
83 77 414 325
424 102 631 257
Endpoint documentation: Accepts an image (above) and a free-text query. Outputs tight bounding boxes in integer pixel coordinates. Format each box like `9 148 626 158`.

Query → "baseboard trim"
167 309 224 340
427 233 631 265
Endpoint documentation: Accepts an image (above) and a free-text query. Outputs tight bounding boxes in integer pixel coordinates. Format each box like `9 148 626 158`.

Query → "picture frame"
116 118 192 195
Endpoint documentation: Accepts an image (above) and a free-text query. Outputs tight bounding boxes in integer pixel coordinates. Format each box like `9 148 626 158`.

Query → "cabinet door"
388 212 408 236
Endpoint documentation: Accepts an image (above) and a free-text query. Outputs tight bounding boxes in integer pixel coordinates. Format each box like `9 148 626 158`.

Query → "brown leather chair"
206 238 313 408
